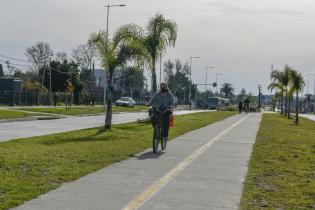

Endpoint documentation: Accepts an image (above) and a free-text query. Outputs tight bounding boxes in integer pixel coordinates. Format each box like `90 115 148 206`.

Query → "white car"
115 97 136 107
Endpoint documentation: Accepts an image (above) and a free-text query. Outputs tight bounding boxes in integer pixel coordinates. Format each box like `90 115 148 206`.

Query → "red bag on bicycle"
169 115 174 128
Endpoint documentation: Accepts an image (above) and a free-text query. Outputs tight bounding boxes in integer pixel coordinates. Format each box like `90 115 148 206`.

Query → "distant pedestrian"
238 101 243 114
54 93 58 107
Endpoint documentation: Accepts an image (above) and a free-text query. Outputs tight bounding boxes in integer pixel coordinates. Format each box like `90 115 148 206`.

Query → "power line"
0 53 32 63
0 58 28 67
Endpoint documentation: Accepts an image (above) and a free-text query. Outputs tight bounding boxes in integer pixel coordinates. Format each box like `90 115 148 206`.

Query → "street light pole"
205 66 215 102
309 74 315 114
189 56 200 109
258 84 262 109
103 3 126 110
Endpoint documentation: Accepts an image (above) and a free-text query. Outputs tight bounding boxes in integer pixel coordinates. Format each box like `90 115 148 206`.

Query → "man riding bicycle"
149 83 175 140
244 98 250 113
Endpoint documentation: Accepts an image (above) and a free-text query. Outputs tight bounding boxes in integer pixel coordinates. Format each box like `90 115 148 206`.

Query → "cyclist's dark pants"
152 110 171 138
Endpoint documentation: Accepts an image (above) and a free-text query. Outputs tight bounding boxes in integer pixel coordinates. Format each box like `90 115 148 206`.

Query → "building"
0 77 22 105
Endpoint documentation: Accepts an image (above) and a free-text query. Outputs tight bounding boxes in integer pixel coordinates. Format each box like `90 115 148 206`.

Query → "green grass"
17 105 147 116
0 110 31 120
0 111 235 209
240 114 315 210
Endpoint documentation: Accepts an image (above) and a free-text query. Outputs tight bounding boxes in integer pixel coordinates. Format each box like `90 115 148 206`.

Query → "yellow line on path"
122 114 250 210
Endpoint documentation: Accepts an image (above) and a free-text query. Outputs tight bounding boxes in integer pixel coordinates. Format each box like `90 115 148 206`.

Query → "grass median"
0 110 31 120
0 111 235 210
240 114 315 209
17 105 147 116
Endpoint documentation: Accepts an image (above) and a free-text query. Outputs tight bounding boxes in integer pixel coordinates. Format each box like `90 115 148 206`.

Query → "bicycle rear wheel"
153 124 160 153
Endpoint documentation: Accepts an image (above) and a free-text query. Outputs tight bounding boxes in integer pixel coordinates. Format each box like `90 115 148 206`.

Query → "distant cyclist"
244 98 250 113
238 101 243 114
149 83 174 140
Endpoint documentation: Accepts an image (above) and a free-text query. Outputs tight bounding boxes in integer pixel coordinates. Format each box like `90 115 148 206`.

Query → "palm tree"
282 65 292 116
90 30 145 130
115 13 178 93
269 70 285 115
289 70 305 124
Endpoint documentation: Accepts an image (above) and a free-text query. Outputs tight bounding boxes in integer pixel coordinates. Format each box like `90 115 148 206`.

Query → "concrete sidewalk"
12 113 262 210
300 114 315 121
0 110 210 142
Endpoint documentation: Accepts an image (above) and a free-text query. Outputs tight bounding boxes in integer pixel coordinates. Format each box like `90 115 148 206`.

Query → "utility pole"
188 56 200 109
309 74 315 114
205 66 215 102
49 58 52 106
195 87 198 109
258 84 262 109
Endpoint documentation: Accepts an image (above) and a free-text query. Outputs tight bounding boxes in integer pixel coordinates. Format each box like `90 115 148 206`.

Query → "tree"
72 42 97 71
25 41 53 74
41 59 83 104
4 60 20 76
121 67 145 99
0 64 4 77
237 88 247 102
65 79 74 110
90 30 145 130
164 59 174 81
25 41 54 104
269 69 285 115
282 65 291 116
289 70 305 124
163 60 196 104
115 13 178 93
220 83 234 99
56 52 68 63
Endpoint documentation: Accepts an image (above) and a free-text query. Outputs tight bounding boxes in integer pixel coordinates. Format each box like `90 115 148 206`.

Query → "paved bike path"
12 113 262 210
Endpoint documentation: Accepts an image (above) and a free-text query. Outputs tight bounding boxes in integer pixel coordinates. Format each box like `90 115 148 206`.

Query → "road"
0 110 209 142
12 113 262 210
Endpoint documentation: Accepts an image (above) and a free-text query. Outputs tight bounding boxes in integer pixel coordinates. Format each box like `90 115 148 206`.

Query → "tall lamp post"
205 66 215 102
309 74 315 114
189 56 200 109
258 84 262 109
103 3 126 109
215 73 223 96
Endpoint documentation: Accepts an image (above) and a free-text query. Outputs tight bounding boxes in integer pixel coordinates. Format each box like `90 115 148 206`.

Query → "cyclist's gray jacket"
149 91 175 111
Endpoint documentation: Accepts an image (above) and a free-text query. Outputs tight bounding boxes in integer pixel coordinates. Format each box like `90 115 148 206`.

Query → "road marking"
122 114 250 210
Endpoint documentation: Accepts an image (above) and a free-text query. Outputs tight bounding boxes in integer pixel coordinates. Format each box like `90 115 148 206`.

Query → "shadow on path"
133 151 165 160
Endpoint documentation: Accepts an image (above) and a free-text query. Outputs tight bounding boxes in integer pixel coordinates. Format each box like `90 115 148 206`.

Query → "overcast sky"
1 0 315 94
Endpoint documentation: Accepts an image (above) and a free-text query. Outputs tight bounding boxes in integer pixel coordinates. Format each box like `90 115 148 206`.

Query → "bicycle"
149 108 171 153
244 104 250 113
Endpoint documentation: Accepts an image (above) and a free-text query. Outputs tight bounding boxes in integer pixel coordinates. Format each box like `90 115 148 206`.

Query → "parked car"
115 97 136 107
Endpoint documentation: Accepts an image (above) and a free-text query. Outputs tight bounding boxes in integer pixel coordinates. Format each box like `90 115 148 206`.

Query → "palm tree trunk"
284 91 288 116
288 95 291 119
151 57 157 93
280 94 284 115
295 92 299 124
105 72 113 130
277 96 280 112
